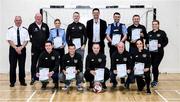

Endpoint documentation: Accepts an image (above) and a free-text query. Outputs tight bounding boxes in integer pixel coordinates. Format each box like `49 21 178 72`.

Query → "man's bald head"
34 13 42 25
117 42 125 54
14 16 22 27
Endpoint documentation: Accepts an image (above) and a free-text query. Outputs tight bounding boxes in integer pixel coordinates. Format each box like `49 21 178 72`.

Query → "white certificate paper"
134 62 145 75
72 38 81 49
66 66 76 80
149 40 158 52
131 29 141 41
94 68 104 82
53 37 62 48
112 34 121 45
39 68 49 81
117 64 127 78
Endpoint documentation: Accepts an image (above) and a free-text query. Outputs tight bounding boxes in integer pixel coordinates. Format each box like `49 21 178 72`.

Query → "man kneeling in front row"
36 41 60 90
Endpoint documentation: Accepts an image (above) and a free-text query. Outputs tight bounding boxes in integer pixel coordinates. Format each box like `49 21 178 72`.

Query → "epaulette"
8 26 13 29
50 28 55 30
22 26 28 30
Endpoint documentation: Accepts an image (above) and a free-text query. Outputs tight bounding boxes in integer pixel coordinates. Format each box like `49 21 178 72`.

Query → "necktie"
17 28 21 46
56 29 59 36
116 22 118 27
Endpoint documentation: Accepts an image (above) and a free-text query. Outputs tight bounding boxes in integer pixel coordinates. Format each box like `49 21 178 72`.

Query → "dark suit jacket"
86 19 107 52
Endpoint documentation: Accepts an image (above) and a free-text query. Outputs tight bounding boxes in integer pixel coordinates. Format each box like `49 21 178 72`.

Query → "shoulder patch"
50 28 55 30
8 26 13 29
22 26 28 30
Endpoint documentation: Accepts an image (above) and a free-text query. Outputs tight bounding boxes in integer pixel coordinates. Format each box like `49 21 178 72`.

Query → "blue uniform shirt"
106 22 127 36
48 28 66 45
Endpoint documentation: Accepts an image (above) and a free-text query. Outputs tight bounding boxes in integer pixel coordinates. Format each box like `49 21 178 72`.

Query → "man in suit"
86 8 107 54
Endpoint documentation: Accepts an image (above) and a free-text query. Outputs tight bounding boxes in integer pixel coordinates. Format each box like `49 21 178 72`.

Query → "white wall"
0 0 180 73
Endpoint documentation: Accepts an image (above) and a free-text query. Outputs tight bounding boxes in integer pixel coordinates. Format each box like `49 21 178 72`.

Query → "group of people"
6 8 168 94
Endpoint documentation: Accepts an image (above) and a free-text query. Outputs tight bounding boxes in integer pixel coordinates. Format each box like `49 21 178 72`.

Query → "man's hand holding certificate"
131 29 141 41
94 68 105 82
39 68 49 81
116 64 127 78
65 66 76 80
112 34 121 45
72 38 81 49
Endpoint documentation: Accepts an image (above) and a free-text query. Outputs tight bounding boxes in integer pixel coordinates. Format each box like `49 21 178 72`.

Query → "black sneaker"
53 83 58 90
102 83 107 89
146 89 151 94
30 80 35 85
20 82 27 86
10 83 15 87
121 78 125 84
41 83 47 90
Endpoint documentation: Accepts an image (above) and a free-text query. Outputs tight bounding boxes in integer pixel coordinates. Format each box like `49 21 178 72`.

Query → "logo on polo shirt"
74 59 78 63
98 58 102 62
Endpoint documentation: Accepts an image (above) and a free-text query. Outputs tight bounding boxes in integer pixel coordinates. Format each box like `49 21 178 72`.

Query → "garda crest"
51 56 55 60
42 27 46 31
74 59 78 63
79 26 82 30
98 58 102 62
142 54 147 58
157 34 161 37
123 57 127 61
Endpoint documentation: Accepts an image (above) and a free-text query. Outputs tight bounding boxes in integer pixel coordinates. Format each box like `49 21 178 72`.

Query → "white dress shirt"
6 26 30 45
93 19 100 42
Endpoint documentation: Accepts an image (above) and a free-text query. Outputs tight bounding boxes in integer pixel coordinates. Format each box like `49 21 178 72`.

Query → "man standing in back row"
66 12 87 60
28 13 49 85
86 8 107 54
6 16 30 87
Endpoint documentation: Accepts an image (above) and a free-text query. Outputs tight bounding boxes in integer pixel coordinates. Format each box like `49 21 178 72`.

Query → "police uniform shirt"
127 24 147 42
131 49 151 68
86 52 106 71
146 29 168 51
6 26 30 45
106 22 127 36
28 22 49 50
61 53 83 72
66 22 87 46
111 51 133 71
36 50 60 72
48 28 66 46
93 19 100 42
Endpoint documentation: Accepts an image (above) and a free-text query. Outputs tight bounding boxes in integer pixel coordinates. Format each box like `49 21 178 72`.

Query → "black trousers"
31 49 42 80
84 68 110 84
88 41 105 54
9 46 26 84
135 71 151 91
109 46 117 58
150 50 164 82
54 48 65 68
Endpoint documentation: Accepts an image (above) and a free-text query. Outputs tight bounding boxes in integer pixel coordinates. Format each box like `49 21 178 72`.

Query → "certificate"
134 62 145 75
112 34 121 45
149 39 158 52
72 38 81 49
53 37 62 48
116 64 127 78
131 29 141 41
66 66 76 80
94 68 104 82
39 68 49 81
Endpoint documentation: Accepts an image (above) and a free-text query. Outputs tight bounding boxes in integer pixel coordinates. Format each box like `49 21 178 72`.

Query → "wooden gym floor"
0 73 180 102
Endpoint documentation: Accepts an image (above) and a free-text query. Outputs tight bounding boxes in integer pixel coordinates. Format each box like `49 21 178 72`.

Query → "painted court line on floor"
49 90 57 102
26 90 37 102
154 90 168 102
